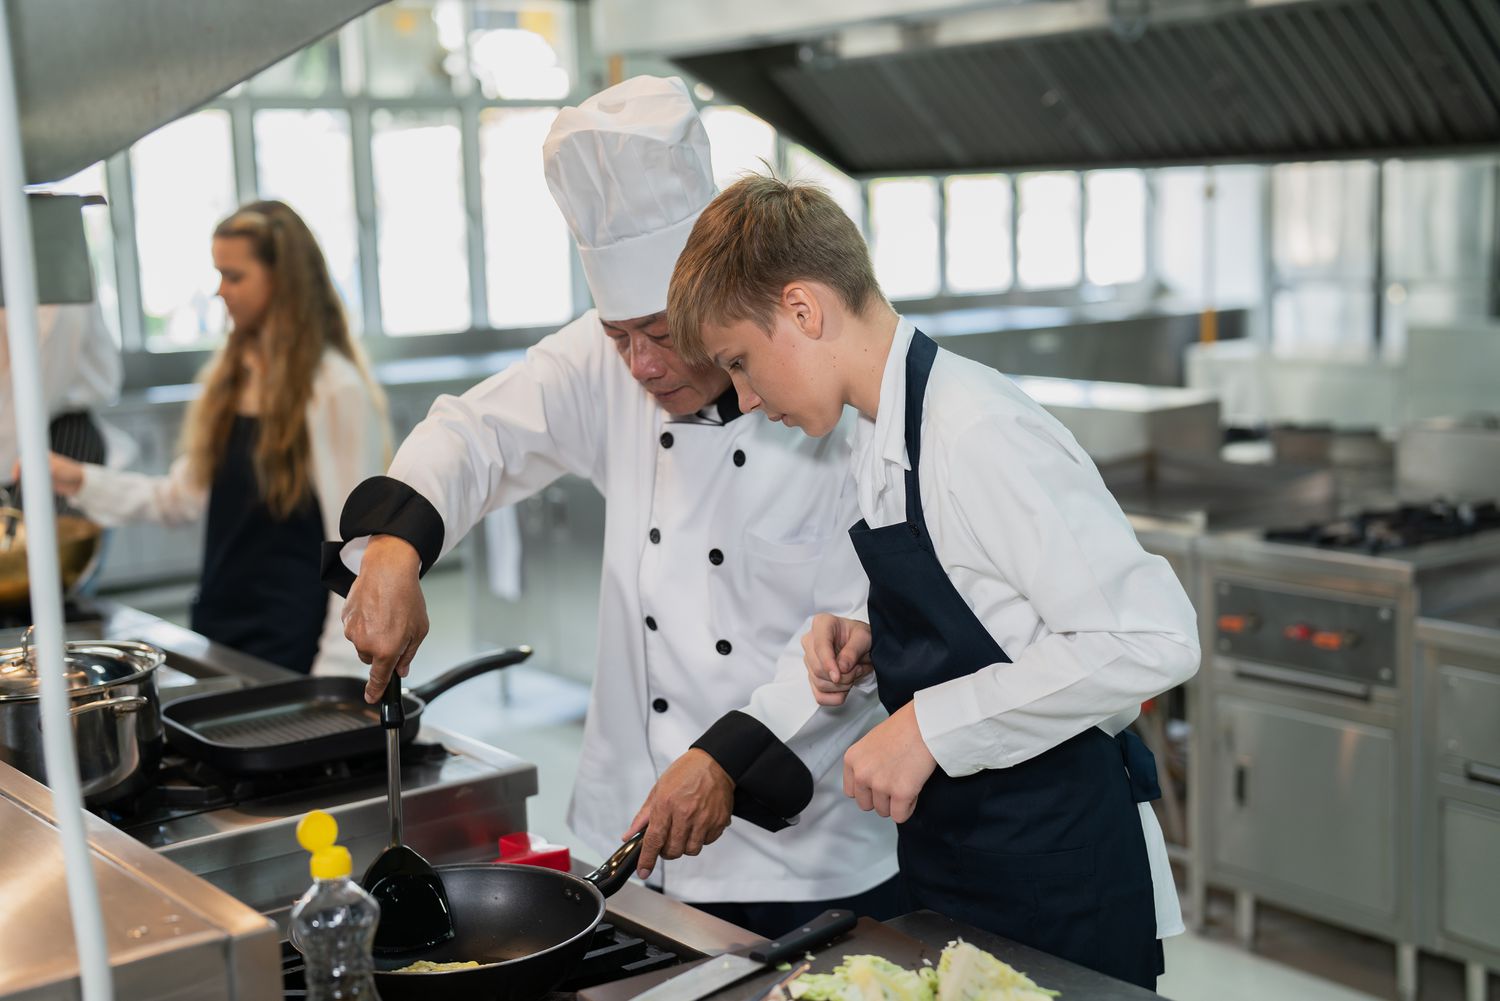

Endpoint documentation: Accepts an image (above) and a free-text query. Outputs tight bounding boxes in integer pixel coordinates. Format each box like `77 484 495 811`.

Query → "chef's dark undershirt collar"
712 384 742 424
668 384 744 428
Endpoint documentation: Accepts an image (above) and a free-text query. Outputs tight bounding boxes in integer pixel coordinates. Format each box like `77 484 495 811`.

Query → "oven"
1195 507 1500 1001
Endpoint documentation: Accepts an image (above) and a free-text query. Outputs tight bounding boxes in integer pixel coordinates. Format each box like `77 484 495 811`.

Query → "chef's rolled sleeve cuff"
692 710 813 833
913 675 992 779
320 476 445 597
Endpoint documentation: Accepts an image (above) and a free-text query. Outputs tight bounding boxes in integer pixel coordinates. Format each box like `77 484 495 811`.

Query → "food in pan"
392 959 482 973
790 940 1058 1001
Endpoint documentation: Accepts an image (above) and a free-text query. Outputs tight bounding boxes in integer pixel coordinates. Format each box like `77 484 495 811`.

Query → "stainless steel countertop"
0 762 280 1001
1418 597 1500 656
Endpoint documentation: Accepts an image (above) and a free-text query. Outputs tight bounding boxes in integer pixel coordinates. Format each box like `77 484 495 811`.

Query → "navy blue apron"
847 330 1163 988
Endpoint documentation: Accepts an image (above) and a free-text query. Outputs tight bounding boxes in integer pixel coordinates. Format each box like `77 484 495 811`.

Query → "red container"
495 832 571 872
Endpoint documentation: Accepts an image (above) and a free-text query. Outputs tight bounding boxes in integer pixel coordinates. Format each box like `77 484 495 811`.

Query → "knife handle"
747 909 856 965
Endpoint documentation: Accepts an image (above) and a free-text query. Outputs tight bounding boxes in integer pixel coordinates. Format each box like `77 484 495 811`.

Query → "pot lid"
0 630 163 701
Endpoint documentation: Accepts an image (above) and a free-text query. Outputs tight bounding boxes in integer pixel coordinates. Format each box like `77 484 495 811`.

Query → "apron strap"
902 330 939 541
1116 728 1162 804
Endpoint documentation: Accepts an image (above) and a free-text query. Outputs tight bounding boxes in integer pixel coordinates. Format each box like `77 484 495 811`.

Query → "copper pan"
0 509 103 608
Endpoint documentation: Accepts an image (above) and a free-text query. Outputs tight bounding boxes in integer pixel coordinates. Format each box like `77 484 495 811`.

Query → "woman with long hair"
46 200 390 675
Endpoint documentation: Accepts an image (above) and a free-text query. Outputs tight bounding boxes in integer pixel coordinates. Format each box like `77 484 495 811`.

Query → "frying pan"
161 646 532 773
371 832 645 1001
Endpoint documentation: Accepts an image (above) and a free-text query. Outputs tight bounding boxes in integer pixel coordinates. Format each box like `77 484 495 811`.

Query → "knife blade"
630 909 856 1001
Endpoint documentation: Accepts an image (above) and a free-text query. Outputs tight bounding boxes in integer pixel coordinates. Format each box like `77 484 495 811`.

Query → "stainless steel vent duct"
655 0 1500 173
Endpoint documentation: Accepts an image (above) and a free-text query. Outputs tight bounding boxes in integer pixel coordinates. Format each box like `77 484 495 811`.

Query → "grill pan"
162 647 531 773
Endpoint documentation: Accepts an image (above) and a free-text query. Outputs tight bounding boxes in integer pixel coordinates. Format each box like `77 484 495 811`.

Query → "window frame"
110 6 598 390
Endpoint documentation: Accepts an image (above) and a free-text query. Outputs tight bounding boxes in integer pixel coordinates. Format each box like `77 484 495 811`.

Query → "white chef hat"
542 75 714 322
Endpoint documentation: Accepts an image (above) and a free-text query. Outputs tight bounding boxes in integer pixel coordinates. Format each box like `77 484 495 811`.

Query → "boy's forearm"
912 628 1200 777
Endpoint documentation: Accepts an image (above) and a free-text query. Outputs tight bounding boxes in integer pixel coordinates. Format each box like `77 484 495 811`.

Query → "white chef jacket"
336 310 898 903
849 316 1200 937
0 302 121 472
72 349 387 678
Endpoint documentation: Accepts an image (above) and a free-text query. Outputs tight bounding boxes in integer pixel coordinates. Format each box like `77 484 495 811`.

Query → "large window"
102 1 591 370
254 110 362 331
701 106 776 189
1016 172 1081 289
945 175 1012 294
787 144 862 226
1271 161 1378 358
1085 171 1146 286
870 177 941 301
468 1 576 100
372 110 470 336
130 111 236 352
480 107 573 328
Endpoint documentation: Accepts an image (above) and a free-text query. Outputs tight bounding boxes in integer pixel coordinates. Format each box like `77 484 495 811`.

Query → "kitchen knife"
630 909 856 1001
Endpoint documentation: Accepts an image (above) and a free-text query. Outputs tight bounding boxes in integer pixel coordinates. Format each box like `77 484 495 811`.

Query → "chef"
323 76 897 936
0 300 120 471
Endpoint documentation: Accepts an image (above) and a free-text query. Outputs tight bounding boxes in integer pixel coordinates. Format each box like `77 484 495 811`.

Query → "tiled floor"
118 565 1496 1001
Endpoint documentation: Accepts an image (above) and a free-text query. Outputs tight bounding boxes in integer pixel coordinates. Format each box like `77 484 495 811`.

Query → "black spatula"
362 674 456 954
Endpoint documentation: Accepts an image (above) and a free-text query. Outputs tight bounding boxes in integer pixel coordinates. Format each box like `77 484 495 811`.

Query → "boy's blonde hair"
668 173 883 365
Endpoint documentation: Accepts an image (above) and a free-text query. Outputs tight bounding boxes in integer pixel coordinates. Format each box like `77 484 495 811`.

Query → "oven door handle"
1232 663 1372 701
1466 763 1500 789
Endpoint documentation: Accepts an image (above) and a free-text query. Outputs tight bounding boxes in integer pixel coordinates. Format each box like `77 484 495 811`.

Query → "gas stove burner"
98 741 453 830
279 920 683 999
1264 499 1500 554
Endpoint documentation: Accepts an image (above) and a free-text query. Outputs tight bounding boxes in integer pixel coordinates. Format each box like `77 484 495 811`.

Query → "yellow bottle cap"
310 845 353 881
297 810 338 852
297 811 351 880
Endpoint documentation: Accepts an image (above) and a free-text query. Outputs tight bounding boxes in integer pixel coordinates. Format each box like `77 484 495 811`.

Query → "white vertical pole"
0 4 114 999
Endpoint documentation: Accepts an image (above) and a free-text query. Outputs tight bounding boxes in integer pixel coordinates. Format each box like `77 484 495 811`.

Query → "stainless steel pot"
0 634 165 806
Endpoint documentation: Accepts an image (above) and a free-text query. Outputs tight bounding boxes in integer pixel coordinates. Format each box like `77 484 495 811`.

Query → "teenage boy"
665 174 1200 990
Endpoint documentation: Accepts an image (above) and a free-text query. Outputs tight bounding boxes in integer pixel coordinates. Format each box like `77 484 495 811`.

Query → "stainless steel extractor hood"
598 0 1500 174
10 0 383 185
1 0 383 305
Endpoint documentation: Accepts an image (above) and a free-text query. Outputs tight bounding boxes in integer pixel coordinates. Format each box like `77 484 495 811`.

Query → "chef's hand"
342 534 429 703
624 749 734 879
843 702 936 824
803 613 874 706
9 453 83 497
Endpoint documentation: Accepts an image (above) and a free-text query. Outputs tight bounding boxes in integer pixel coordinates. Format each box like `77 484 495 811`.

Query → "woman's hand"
9 453 84 498
342 535 429 703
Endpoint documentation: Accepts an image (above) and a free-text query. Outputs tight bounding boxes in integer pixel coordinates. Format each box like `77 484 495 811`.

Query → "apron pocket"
959 843 1101 971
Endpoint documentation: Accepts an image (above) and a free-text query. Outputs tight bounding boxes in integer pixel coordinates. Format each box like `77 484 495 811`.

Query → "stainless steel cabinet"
1211 694 1398 918
1418 617 1500 1001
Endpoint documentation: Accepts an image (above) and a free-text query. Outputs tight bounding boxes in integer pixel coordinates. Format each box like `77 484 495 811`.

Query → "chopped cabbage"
935 941 1058 1001
790 955 934 1001
789 941 1056 1001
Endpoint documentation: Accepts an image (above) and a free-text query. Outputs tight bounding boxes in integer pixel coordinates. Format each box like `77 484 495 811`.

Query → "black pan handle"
380 674 404 730
584 831 645 898
411 646 534 703
748 910 857 965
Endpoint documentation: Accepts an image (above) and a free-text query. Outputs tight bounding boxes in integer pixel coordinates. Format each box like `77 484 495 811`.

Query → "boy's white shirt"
71 349 387 679
849 316 1200 938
